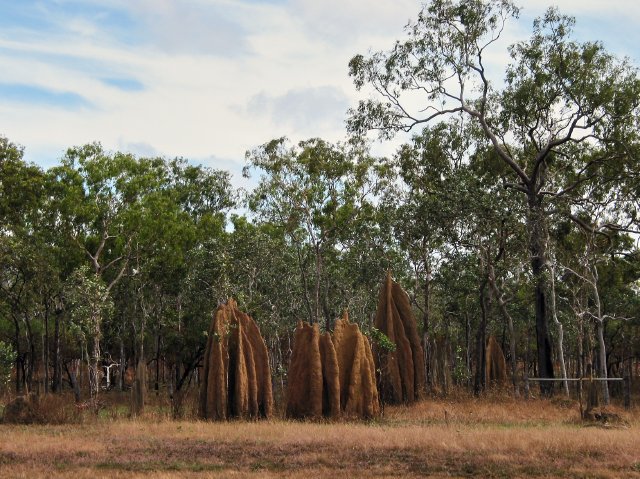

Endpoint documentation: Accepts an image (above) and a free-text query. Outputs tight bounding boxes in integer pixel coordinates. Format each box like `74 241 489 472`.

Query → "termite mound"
286 313 379 419
199 299 273 420
374 272 426 404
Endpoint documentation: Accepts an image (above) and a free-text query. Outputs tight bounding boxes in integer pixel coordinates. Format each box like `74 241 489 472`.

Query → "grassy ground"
1 394 638 478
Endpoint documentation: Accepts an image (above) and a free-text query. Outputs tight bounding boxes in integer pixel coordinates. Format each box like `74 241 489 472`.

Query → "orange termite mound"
374 272 426 404
286 322 338 418
198 299 273 420
485 335 508 386
286 314 379 419
333 312 380 418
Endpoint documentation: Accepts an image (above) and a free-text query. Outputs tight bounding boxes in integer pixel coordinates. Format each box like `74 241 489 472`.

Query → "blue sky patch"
102 77 145 92
0 83 92 109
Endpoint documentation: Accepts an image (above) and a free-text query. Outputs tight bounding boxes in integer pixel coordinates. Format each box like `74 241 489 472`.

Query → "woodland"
1 0 640 422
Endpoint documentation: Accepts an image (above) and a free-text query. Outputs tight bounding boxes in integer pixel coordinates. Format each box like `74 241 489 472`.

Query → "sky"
1 0 639 184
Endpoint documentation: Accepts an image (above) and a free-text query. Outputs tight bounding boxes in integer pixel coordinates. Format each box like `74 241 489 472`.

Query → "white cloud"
291 0 419 43
0 0 638 177
247 86 350 133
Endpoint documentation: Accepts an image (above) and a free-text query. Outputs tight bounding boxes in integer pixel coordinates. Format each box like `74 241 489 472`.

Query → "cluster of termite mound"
198 299 274 420
285 312 380 419
374 272 426 404
199 273 428 422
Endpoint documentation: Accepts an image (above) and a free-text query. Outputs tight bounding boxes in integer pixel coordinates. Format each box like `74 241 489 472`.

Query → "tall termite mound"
374 272 426 404
333 312 380 418
286 316 380 419
199 299 273 420
285 322 340 418
485 335 508 386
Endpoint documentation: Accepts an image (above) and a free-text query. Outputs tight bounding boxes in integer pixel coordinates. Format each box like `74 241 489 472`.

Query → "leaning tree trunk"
527 196 555 396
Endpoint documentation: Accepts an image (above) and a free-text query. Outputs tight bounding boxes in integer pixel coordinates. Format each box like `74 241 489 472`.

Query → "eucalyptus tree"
97 156 235 401
47 144 157 400
245 138 384 329
0 136 59 393
348 0 640 392
135 158 234 397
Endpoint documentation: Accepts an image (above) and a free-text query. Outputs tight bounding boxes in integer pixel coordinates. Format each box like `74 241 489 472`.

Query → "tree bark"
24 313 35 392
155 332 161 395
527 196 554 395
52 308 62 393
589 264 610 405
65 360 81 403
488 267 518 395
549 265 569 397
90 315 101 402
44 303 49 394
119 333 125 391
13 317 22 394
474 281 488 395
422 258 432 390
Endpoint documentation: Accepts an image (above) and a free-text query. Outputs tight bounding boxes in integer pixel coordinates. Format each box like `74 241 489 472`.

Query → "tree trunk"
595 319 609 404
52 308 62 393
44 304 49 394
119 334 125 391
487 263 518 395
294 242 314 324
527 196 554 395
65 360 81 403
422 260 432 390
474 282 488 395
314 245 322 325
465 310 471 387
13 317 22 394
577 306 584 399
589 265 609 405
90 313 101 402
24 313 35 393
155 332 161 395
549 264 569 397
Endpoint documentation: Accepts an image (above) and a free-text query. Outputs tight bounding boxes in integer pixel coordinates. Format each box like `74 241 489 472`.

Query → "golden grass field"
1 395 639 478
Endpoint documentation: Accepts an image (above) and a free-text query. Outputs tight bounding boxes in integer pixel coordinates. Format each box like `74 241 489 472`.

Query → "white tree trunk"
549 265 569 397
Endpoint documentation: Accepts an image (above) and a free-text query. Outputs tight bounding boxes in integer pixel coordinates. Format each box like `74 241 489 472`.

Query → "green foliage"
0 340 16 389
369 327 396 353
244 137 391 326
452 345 471 384
63 266 113 342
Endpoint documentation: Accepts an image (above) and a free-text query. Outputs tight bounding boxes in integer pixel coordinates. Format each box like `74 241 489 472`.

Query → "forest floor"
1 393 639 478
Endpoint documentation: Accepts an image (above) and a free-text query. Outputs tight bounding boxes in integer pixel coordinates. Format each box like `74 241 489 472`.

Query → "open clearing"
1 396 638 478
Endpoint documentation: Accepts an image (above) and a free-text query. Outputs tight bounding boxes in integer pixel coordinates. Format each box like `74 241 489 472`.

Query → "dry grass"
1 395 639 478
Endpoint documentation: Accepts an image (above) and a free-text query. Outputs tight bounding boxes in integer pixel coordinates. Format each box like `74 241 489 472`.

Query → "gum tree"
245 138 384 329
348 0 640 393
